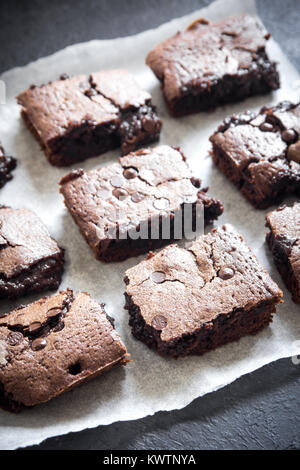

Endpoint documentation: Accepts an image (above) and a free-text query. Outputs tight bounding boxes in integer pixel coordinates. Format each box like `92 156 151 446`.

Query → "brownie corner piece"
266 203 300 303
59 145 223 262
17 69 162 166
0 206 64 299
0 289 128 411
210 101 300 209
146 13 279 116
124 224 283 358
0 144 17 189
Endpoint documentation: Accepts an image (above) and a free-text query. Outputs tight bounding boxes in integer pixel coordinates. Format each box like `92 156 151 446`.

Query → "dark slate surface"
0 0 299 450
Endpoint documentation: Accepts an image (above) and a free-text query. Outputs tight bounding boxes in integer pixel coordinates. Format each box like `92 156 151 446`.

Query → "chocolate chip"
112 188 128 200
287 141 300 164
142 118 156 133
47 307 61 318
28 322 42 333
218 267 235 280
150 271 166 283
32 338 47 351
282 129 298 144
153 198 170 210
151 315 168 330
123 168 138 179
259 122 273 132
110 175 124 188
131 192 146 203
7 331 23 346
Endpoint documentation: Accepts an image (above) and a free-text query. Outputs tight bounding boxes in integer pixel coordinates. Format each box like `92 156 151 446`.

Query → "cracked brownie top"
0 289 128 409
210 101 300 207
146 14 277 105
59 145 219 249
17 70 152 143
124 224 283 341
0 206 63 279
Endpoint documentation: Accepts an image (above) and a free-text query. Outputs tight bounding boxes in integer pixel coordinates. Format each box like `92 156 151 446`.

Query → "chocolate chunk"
218 267 235 280
260 122 274 132
151 315 168 330
46 307 61 318
150 271 166 283
31 338 47 351
123 168 138 179
112 188 128 200
131 192 146 203
287 141 300 164
7 331 23 346
282 129 298 143
28 322 42 333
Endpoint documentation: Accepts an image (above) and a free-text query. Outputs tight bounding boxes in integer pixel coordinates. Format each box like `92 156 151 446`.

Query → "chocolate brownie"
146 14 279 117
210 101 300 209
124 224 283 358
0 206 64 299
266 203 300 303
0 144 17 189
0 289 128 411
59 145 223 262
17 70 162 166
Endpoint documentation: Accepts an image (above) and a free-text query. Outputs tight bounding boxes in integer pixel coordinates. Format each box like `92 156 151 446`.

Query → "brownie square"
146 14 279 117
0 144 17 189
266 203 300 303
59 145 223 262
210 101 300 209
124 224 283 358
17 70 162 166
0 289 128 411
0 206 64 299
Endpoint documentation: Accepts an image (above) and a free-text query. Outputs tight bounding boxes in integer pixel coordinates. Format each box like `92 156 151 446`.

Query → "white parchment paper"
0 0 299 450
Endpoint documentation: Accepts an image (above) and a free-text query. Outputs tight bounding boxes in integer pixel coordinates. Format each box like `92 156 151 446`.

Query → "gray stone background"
0 0 299 450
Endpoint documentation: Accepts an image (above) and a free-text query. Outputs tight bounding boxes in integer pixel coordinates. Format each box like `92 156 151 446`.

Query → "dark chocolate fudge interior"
266 203 300 303
59 145 223 262
210 101 300 209
17 70 162 166
0 206 64 299
0 144 17 189
124 224 283 358
0 289 128 411
146 14 279 117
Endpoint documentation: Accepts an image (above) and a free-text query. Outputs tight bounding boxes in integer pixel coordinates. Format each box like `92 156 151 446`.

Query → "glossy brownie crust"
0 144 16 189
0 207 64 299
210 101 300 209
124 224 283 358
59 145 223 262
266 203 300 303
0 289 128 411
146 14 279 117
17 70 162 166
